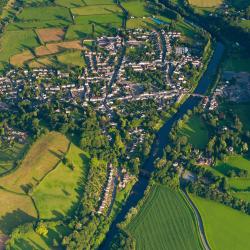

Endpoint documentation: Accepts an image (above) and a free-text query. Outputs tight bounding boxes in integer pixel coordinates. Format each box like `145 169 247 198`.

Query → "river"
100 42 224 249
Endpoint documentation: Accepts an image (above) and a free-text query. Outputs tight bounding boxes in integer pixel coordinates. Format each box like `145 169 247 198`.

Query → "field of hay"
0 132 69 193
36 28 65 43
10 50 34 66
188 0 223 7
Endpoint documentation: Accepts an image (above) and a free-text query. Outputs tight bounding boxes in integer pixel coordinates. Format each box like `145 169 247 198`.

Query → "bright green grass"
7 221 70 249
126 17 156 29
74 13 123 25
0 142 30 175
0 29 40 70
32 143 89 220
57 51 86 67
71 4 122 16
214 155 250 177
126 185 202 250
17 6 72 22
178 115 209 149
190 194 250 250
55 0 86 8
233 192 250 202
122 1 149 17
84 0 114 4
6 19 71 31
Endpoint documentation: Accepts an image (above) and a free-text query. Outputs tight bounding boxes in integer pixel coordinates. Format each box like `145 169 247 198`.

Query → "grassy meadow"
0 132 69 193
188 0 223 7
126 185 203 250
32 143 89 219
178 115 209 149
190 195 250 250
57 51 86 67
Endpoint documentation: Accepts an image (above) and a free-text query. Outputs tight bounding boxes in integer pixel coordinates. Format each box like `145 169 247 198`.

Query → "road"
181 189 211 250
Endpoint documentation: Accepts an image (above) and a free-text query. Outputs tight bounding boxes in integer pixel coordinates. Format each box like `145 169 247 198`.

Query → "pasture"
57 51 86 67
190 195 250 250
0 142 30 175
32 143 89 219
71 4 122 16
126 185 202 250
178 115 209 149
0 189 37 234
122 1 149 17
0 132 69 193
188 0 223 8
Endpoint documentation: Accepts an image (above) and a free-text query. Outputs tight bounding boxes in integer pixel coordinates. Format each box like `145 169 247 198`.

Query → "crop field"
36 28 65 43
33 143 89 219
28 57 54 68
188 0 223 8
57 51 86 67
190 195 250 250
126 185 202 250
10 50 34 67
0 132 69 193
178 115 209 149
0 190 37 234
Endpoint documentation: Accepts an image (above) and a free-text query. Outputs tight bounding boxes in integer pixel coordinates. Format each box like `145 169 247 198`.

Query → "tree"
36 222 48 236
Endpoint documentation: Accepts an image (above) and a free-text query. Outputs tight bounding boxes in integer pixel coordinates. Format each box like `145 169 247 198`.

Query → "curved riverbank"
100 42 224 249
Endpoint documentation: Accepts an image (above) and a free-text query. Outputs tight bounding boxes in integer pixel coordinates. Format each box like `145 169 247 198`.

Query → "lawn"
188 0 222 7
32 143 89 219
0 189 37 234
0 132 69 193
178 115 209 149
190 195 250 250
126 185 203 250
122 1 149 17
57 51 86 67
233 192 250 202
6 221 70 249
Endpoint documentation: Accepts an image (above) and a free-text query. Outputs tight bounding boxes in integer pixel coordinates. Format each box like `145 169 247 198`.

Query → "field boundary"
180 189 211 250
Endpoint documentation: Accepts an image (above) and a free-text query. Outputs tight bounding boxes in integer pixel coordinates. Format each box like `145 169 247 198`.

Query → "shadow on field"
0 209 35 234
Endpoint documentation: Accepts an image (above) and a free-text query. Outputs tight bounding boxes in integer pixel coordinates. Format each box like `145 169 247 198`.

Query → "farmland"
188 0 223 8
32 144 89 220
0 131 69 193
178 115 209 149
190 195 250 250
57 51 86 67
126 185 203 250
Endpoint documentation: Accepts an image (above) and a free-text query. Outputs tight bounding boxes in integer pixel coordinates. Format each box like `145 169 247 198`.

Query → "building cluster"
0 125 27 144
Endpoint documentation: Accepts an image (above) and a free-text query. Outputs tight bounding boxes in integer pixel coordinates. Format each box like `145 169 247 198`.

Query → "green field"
0 189 37 234
57 50 86 67
188 0 222 7
178 115 209 149
0 132 69 193
233 192 250 202
190 195 250 250
122 1 149 17
0 142 30 175
126 185 202 250
32 143 89 219
6 221 70 249
71 4 122 16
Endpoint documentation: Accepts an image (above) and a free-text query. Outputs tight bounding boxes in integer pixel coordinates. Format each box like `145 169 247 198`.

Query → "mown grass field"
188 0 223 7
0 141 30 175
190 194 250 250
178 115 209 149
57 51 86 67
121 1 149 17
0 189 37 234
126 185 202 250
32 143 89 219
0 131 69 193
